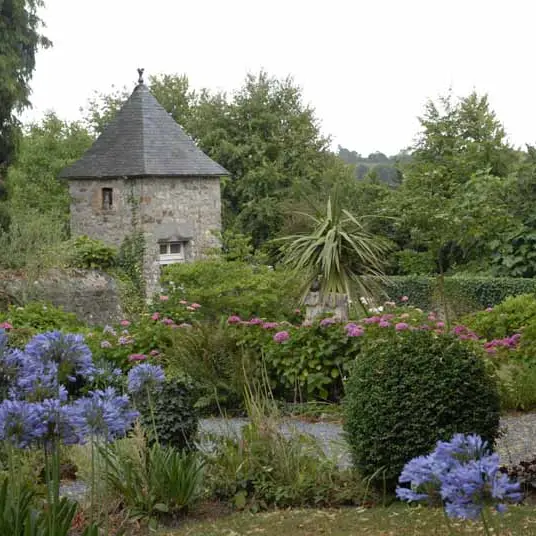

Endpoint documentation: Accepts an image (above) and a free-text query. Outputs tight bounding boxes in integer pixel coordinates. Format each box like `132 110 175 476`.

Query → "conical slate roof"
60 84 228 179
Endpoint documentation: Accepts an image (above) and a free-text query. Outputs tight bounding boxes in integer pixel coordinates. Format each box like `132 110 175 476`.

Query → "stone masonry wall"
69 176 222 296
1 269 123 326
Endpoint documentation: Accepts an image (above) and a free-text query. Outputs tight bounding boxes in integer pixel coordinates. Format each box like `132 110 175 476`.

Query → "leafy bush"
0 302 82 347
495 361 536 411
137 378 199 451
101 430 204 521
462 294 536 340
67 235 117 270
344 329 501 491
85 314 176 371
233 319 362 402
392 250 436 275
165 322 249 412
160 259 301 321
385 276 536 315
229 305 432 403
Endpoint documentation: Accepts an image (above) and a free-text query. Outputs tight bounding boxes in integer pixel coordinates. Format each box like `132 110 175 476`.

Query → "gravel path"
60 413 536 500
199 413 536 467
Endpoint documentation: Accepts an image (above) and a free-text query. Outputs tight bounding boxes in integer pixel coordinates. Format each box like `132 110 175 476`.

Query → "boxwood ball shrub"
138 377 199 451
344 329 500 491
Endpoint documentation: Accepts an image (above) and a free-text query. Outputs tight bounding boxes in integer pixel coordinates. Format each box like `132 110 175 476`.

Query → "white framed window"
158 241 186 265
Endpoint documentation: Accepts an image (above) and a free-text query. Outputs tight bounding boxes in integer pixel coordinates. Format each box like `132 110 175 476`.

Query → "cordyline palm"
280 195 390 309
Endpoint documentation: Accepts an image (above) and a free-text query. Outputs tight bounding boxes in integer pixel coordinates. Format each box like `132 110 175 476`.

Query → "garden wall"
0 269 123 325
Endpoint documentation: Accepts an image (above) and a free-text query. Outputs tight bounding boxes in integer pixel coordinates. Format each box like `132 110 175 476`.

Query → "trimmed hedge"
384 276 536 315
344 329 501 491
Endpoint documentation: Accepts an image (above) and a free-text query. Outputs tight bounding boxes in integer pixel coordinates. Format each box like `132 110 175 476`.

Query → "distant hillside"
337 146 411 186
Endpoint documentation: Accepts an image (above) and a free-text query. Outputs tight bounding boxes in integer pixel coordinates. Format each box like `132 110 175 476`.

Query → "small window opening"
158 241 187 265
102 188 113 209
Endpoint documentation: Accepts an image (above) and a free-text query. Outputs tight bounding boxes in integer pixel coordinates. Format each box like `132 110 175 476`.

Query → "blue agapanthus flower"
127 363 165 396
9 359 66 402
396 434 522 518
35 398 81 446
440 455 523 519
68 387 138 442
25 331 95 382
0 399 46 447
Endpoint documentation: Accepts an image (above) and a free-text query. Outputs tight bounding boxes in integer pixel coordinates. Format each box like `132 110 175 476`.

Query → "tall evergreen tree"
0 0 51 173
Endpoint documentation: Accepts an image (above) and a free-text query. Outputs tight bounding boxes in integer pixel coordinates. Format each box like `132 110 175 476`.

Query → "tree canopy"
0 0 51 173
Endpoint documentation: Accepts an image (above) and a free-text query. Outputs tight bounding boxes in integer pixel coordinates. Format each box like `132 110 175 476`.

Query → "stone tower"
60 71 228 297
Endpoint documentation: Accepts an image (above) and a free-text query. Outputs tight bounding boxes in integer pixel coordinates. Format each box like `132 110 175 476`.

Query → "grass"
162 504 536 535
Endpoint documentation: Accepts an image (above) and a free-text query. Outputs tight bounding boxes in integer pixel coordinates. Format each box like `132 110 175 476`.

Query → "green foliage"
233 321 360 402
101 432 204 521
281 193 390 306
118 230 146 298
5 113 93 222
137 378 199 451
385 276 536 315
0 302 82 347
495 362 536 411
85 315 175 371
0 210 68 272
394 92 519 274
206 392 363 510
392 250 436 275
161 259 301 320
0 475 35 536
490 227 536 278
165 322 249 412
344 329 501 490
463 294 536 340
67 235 117 270
0 0 52 169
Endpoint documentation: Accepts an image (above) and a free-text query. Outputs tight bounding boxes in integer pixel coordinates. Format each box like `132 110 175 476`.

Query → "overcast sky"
23 0 536 156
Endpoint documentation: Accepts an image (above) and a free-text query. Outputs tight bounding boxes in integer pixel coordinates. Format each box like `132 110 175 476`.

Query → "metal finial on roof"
137 68 145 85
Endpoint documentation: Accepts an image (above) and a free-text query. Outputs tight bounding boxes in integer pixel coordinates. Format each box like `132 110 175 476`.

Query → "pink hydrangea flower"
363 316 381 324
320 317 336 327
401 296 409 302
273 331 290 343
0 322 13 330
248 317 263 325
151 312 160 321
262 322 279 329
187 306 195 311
159 295 169 302
120 320 130 327
191 303 201 309
395 322 409 331
179 300 188 305
436 321 445 329
379 320 390 328
294 309 301 314
128 353 147 362
346 325 364 337
428 313 437 321
150 350 160 356
227 315 241 324
162 318 174 325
